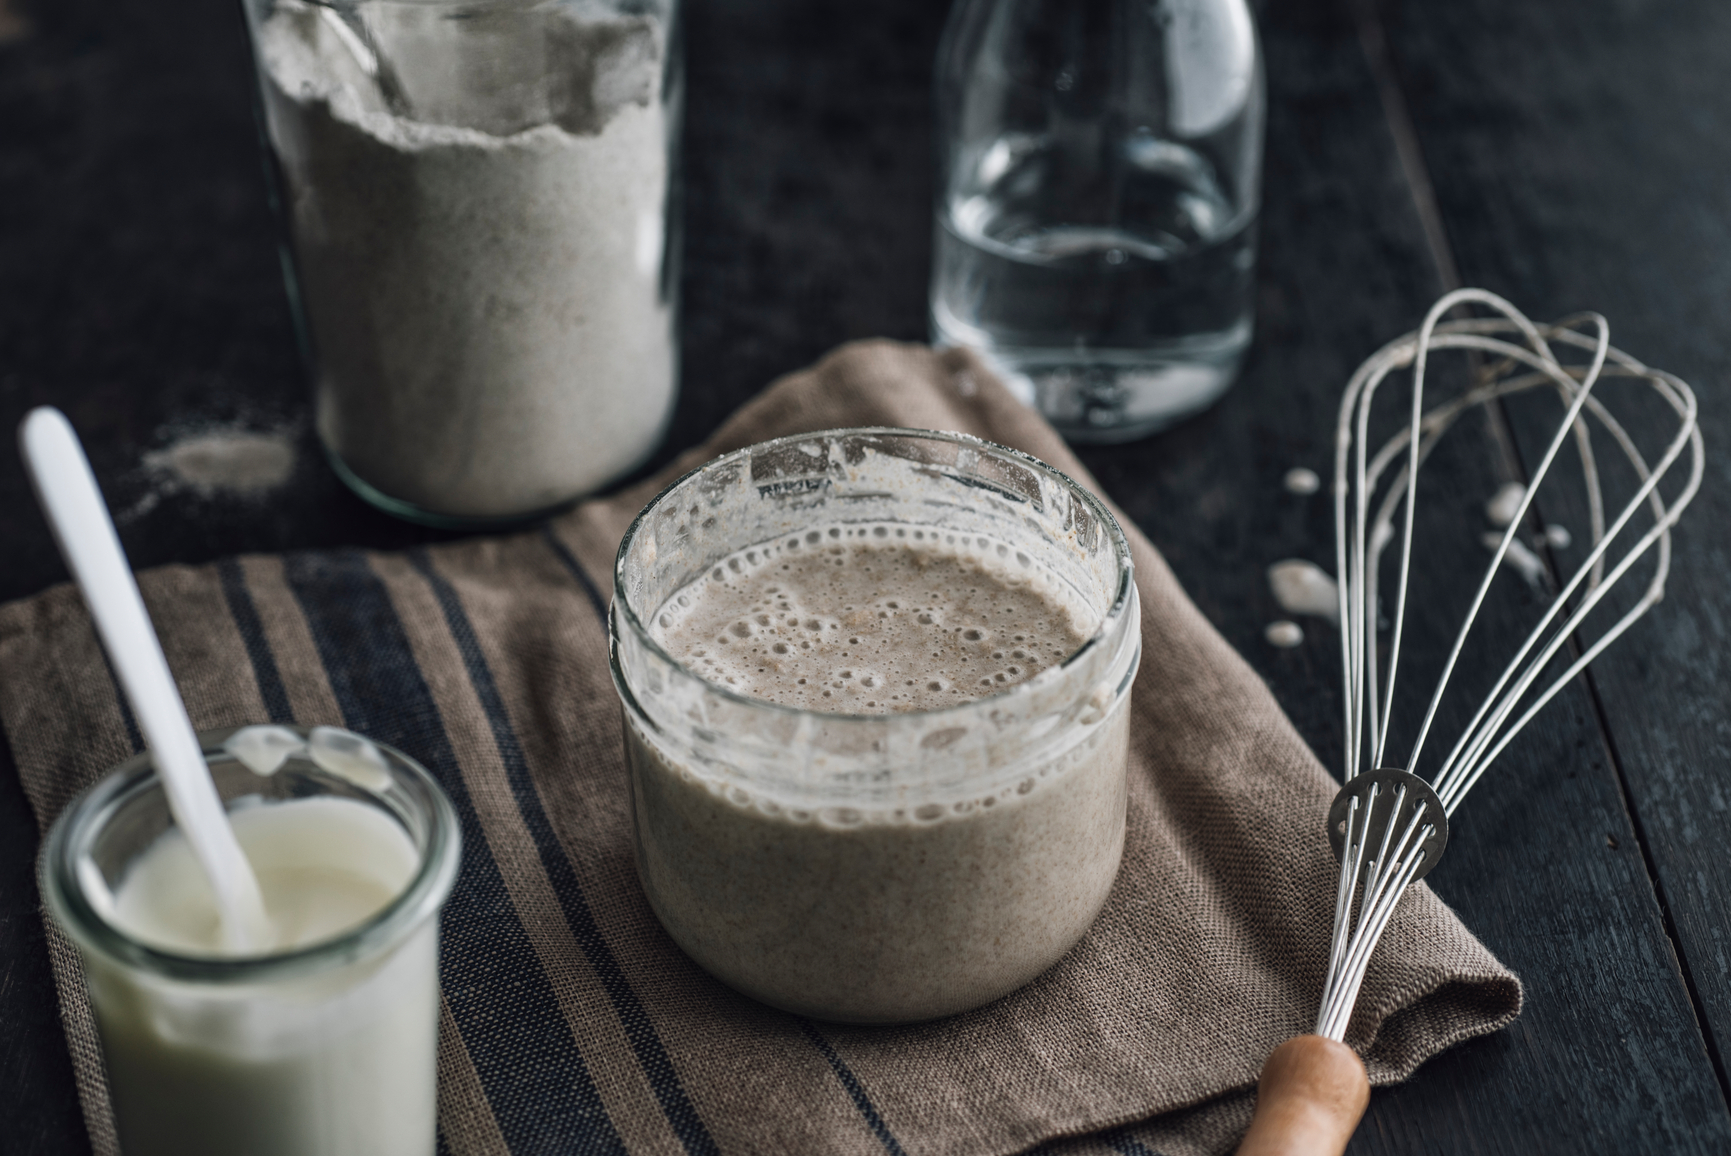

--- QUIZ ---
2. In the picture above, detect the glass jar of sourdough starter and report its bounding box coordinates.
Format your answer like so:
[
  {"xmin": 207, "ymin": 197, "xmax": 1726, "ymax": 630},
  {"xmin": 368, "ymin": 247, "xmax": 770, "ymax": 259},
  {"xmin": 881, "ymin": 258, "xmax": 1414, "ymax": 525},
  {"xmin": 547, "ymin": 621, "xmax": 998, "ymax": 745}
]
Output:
[
  {"xmin": 610, "ymin": 428, "xmax": 1140, "ymax": 1024},
  {"xmin": 41, "ymin": 727, "xmax": 460, "ymax": 1156},
  {"xmin": 241, "ymin": 0, "xmax": 683, "ymax": 526}
]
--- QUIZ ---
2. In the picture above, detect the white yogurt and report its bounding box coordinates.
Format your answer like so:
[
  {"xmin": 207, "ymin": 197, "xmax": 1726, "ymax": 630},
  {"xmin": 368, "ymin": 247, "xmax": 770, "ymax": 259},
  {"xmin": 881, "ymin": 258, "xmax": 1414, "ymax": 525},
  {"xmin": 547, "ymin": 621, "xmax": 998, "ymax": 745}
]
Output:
[{"xmin": 86, "ymin": 796, "xmax": 438, "ymax": 1156}]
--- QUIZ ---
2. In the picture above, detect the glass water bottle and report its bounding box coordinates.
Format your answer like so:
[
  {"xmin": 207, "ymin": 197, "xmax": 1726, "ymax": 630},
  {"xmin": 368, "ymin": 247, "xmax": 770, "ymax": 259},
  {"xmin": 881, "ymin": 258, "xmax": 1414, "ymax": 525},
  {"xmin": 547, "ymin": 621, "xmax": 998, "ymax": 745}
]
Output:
[{"xmin": 931, "ymin": 0, "xmax": 1264, "ymax": 442}]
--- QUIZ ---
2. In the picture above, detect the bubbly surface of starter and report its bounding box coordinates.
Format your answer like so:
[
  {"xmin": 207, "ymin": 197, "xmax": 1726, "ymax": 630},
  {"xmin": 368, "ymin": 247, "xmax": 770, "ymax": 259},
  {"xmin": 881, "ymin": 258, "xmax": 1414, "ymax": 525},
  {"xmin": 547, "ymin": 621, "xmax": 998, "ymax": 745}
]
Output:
[
  {"xmin": 111, "ymin": 796, "xmax": 419, "ymax": 956},
  {"xmin": 653, "ymin": 528, "xmax": 1091, "ymax": 712}
]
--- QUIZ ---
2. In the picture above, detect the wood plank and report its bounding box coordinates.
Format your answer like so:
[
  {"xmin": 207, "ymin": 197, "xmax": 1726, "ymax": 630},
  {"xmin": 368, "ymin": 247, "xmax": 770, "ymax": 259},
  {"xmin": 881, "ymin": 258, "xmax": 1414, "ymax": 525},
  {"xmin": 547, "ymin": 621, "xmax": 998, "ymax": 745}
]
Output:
[
  {"xmin": 0, "ymin": 0, "xmax": 1724, "ymax": 1151},
  {"xmin": 1080, "ymin": 0, "xmax": 1730, "ymax": 1148},
  {"xmin": 1375, "ymin": 0, "xmax": 1731, "ymax": 1093},
  {"xmin": 673, "ymin": 0, "xmax": 949, "ymax": 455}
]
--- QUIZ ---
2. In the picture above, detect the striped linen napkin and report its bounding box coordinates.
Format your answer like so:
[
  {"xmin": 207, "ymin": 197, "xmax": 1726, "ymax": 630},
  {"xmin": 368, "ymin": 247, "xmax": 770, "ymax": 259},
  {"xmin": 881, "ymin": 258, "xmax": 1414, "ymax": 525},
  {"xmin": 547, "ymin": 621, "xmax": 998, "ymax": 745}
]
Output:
[{"xmin": 0, "ymin": 341, "xmax": 1520, "ymax": 1156}]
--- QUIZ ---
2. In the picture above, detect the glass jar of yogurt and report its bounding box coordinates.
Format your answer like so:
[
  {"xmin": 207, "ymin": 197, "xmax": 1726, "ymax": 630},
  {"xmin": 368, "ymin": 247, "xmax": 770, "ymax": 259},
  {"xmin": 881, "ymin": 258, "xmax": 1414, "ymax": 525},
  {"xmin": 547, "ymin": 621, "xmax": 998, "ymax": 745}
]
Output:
[
  {"xmin": 610, "ymin": 428, "xmax": 1140, "ymax": 1024},
  {"xmin": 41, "ymin": 726, "xmax": 461, "ymax": 1156}
]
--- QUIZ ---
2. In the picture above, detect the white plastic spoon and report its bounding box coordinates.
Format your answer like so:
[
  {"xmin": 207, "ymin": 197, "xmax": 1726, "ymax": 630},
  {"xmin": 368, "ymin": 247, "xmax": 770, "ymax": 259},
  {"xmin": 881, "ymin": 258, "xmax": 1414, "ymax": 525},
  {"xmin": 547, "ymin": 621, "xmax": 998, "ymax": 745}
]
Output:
[{"xmin": 20, "ymin": 407, "xmax": 270, "ymax": 953}]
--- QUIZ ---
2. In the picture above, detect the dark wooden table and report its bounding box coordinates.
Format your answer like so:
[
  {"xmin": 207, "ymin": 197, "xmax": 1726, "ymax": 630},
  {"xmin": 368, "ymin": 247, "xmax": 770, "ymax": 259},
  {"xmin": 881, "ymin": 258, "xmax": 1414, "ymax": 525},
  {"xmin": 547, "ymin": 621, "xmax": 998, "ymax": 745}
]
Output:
[{"xmin": 3, "ymin": 0, "xmax": 1728, "ymax": 1151}]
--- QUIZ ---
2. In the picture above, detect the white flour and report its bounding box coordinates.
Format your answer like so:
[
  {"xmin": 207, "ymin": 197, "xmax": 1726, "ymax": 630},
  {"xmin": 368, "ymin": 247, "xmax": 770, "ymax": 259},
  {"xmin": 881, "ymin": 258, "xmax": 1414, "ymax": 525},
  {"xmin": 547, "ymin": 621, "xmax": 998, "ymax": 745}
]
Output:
[
  {"xmin": 1485, "ymin": 481, "xmax": 1526, "ymax": 527},
  {"xmin": 118, "ymin": 424, "xmax": 299, "ymax": 522},
  {"xmin": 257, "ymin": 1, "xmax": 675, "ymax": 520},
  {"xmin": 144, "ymin": 429, "xmax": 297, "ymax": 496}
]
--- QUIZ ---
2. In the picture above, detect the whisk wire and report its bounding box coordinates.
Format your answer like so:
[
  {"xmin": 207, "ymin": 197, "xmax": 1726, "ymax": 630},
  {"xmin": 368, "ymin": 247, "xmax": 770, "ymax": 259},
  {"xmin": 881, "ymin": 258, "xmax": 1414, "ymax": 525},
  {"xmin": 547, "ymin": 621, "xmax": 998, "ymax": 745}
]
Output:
[
  {"xmin": 1368, "ymin": 292, "xmax": 1450, "ymax": 773},
  {"xmin": 1310, "ymin": 291, "xmax": 1699, "ymax": 1045},
  {"xmin": 1352, "ymin": 353, "xmax": 1695, "ymax": 809},
  {"xmin": 1398, "ymin": 310, "xmax": 1609, "ymax": 777},
  {"xmin": 1437, "ymin": 480, "xmax": 1691, "ymax": 809},
  {"xmin": 1318, "ymin": 787, "xmax": 1372, "ymax": 1020},
  {"xmin": 1317, "ymin": 817, "xmax": 1431, "ymax": 1040},
  {"xmin": 1440, "ymin": 444, "xmax": 1701, "ymax": 808},
  {"xmin": 1431, "ymin": 375, "xmax": 1701, "ymax": 808}
]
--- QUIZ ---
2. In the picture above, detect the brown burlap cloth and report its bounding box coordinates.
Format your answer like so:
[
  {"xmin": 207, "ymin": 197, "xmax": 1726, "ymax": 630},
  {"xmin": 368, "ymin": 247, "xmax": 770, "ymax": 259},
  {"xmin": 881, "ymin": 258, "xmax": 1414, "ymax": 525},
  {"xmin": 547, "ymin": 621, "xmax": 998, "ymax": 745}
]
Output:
[{"xmin": 0, "ymin": 342, "xmax": 1520, "ymax": 1156}]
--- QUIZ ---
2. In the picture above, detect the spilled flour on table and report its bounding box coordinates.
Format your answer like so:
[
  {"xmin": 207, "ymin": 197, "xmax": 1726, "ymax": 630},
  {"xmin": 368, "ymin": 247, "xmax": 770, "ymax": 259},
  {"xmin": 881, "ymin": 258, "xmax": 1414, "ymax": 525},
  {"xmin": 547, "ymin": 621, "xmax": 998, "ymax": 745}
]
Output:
[
  {"xmin": 146, "ymin": 429, "xmax": 297, "ymax": 495},
  {"xmin": 120, "ymin": 424, "xmax": 298, "ymax": 521}
]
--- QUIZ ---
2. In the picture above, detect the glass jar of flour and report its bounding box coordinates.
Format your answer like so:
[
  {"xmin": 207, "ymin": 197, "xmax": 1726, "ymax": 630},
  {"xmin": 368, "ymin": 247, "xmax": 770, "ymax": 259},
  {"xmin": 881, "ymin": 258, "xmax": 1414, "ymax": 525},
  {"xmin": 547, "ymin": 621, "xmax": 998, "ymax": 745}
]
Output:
[
  {"xmin": 610, "ymin": 429, "xmax": 1141, "ymax": 1023},
  {"xmin": 242, "ymin": 0, "xmax": 683, "ymax": 526}
]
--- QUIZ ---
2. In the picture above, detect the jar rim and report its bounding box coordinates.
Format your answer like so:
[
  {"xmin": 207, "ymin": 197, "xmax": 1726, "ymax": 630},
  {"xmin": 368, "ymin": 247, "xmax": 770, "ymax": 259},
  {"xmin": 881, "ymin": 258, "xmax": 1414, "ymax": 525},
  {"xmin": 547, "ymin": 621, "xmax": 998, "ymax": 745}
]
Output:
[
  {"xmin": 40, "ymin": 726, "xmax": 461, "ymax": 985},
  {"xmin": 609, "ymin": 425, "xmax": 1136, "ymax": 725}
]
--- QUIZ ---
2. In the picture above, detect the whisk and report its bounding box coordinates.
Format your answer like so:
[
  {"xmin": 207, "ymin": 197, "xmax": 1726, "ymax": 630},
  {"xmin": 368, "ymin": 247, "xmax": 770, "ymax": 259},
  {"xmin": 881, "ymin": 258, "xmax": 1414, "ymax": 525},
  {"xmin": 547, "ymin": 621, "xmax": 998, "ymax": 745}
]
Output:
[{"xmin": 1237, "ymin": 288, "xmax": 1703, "ymax": 1155}]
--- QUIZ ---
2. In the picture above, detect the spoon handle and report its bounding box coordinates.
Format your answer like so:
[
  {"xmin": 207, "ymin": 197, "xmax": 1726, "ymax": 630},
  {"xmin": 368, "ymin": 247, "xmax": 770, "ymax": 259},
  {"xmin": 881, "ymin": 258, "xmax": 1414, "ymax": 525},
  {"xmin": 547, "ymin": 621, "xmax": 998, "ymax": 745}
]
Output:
[{"xmin": 20, "ymin": 407, "xmax": 267, "ymax": 951}]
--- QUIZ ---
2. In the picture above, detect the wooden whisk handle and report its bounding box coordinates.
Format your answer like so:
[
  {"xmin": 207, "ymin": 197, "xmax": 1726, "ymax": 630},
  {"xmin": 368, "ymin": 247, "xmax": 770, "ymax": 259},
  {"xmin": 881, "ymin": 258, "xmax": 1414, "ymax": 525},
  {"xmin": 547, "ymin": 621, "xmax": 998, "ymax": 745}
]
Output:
[{"xmin": 1236, "ymin": 1035, "xmax": 1369, "ymax": 1156}]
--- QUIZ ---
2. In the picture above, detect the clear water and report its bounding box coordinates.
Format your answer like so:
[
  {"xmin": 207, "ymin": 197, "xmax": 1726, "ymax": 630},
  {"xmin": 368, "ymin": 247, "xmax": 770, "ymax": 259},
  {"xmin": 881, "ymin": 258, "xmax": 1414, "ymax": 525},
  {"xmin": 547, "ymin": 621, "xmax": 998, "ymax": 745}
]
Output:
[{"xmin": 931, "ymin": 135, "xmax": 1256, "ymax": 442}]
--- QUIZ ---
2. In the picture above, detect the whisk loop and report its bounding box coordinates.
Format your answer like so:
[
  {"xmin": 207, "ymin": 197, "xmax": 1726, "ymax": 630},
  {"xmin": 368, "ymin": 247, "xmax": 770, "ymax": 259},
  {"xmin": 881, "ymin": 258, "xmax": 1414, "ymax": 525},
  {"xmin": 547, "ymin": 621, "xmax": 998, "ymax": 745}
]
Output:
[{"xmin": 1313, "ymin": 288, "xmax": 1702, "ymax": 1042}]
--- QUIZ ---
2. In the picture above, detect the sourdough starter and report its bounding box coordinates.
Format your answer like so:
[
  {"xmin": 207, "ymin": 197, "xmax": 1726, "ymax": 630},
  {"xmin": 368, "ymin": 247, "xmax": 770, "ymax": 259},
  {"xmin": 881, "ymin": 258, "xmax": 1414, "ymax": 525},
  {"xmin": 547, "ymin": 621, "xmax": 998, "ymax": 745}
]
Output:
[
  {"xmin": 632, "ymin": 528, "xmax": 1131, "ymax": 1023},
  {"xmin": 88, "ymin": 797, "xmax": 437, "ymax": 1156}
]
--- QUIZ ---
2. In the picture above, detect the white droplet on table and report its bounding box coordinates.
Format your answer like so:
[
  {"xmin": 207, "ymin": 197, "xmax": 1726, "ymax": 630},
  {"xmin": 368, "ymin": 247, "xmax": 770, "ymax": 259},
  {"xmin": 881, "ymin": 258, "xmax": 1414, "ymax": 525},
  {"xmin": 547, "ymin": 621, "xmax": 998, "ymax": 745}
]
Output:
[
  {"xmin": 224, "ymin": 725, "xmax": 309, "ymax": 777},
  {"xmin": 1486, "ymin": 481, "xmax": 1527, "ymax": 527},
  {"xmin": 309, "ymin": 727, "xmax": 394, "ymax": 792},
  {"xmin": 1283, "ymin": 467, "xmax": 1321, "ymax": 495},
  {"xmin": 1544, "ymin": 524, "xmax": 1572, "ymax": 549},
  {"xmin": 1482, "ymin": 532, "xmax": 1548, "ymax": 588},
  {"xmin": 1265, "ymin": 620, "xmax": 1304, "ymax": 648},
  {"xmin": 1268, "ymin": 559, "xmax": 1340, "ymax": 623}
]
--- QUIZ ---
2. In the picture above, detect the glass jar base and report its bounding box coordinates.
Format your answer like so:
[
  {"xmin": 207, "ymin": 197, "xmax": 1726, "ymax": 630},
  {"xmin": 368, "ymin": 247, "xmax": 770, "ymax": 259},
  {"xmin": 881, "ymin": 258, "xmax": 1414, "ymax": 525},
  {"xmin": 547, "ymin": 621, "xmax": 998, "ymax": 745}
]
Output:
[
  {"xmin": 322, "ymin": 444, "xmax": 581, "ymax": 532},
  {"xmin": 1024, "ymin": 354, "xmax": 1241, "ymax": 444},
  {"xmin": 941, "ymin": 325, "xmax": 1251, "ymax": 445}
]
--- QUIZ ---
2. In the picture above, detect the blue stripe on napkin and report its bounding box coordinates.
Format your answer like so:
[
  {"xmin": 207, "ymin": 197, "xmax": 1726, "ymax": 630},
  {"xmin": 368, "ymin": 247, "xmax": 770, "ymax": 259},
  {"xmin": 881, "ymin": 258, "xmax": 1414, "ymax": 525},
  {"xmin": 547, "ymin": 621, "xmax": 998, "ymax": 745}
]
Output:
[
  {"xmin": 541, "ymin": 527, "xmax": 610, "ymax": 622},
  {"xmin": 409, "ymin": 548, "xmax": 720, "ymax": 1156},
  {"xmin": 97, "ymin": 650, "xmax": 144, "ymax": 755},
  {"xmin": 282, "ymin": 549, "xmax": 627, "ymax": 1156},
  {"xmin": 799, "ymin": 1020, "xmax": 907, "ymax": 1156},
  {"xmin": 216, "ymin": 558, "xmax": 293, "ymax": 725},
  {"xmin": 540, "ymin": 532, "xmax": 910, "ymax": 1156}
]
